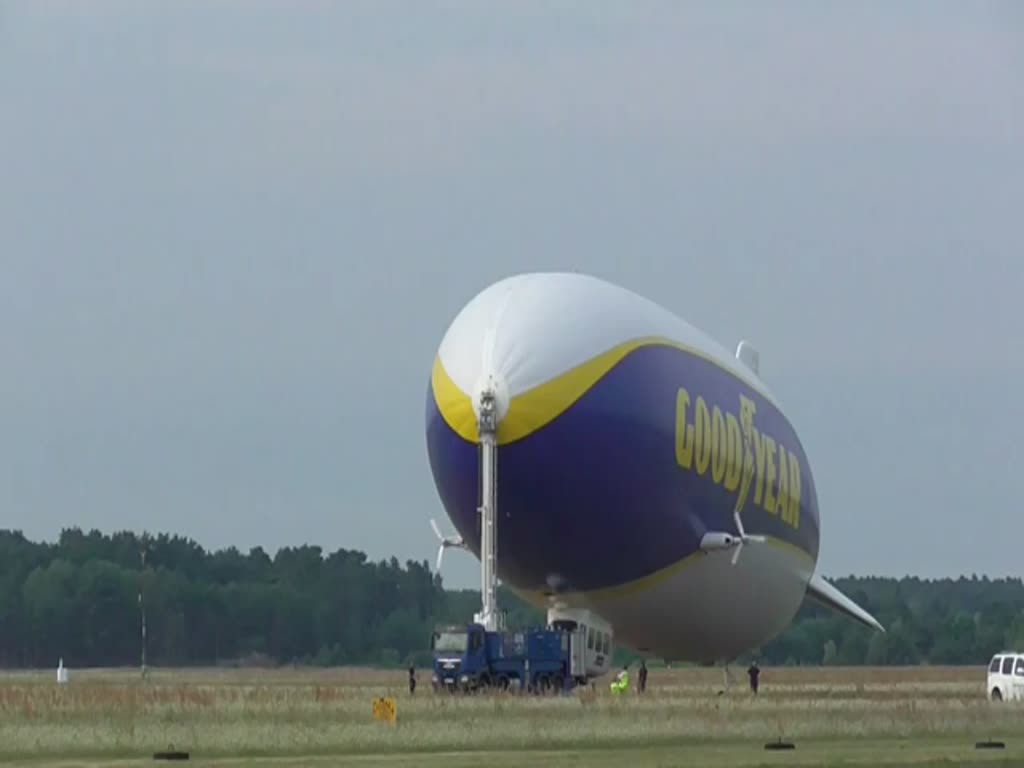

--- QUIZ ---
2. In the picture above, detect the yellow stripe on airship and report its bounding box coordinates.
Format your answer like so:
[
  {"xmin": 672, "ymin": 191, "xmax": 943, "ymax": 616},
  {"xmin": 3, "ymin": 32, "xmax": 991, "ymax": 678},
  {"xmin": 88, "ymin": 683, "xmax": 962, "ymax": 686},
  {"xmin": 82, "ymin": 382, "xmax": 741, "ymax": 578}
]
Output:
[{"xmin": 431, "ymin": 335, "xmax": 774, "ymax": 446}]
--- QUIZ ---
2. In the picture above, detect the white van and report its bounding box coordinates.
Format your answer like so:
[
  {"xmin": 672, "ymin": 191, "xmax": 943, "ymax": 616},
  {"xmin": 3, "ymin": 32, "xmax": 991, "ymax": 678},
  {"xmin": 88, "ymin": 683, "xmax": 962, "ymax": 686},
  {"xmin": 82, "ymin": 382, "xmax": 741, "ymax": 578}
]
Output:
[{"xmin": 987, "ymin": 652, "xmax": 1024, "ymax": 701}]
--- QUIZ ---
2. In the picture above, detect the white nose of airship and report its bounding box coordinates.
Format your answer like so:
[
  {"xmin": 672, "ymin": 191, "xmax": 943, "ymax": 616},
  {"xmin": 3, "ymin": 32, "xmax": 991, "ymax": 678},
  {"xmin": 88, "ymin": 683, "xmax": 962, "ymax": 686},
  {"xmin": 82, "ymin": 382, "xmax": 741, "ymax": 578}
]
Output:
[
  {"xmin": 432, "ymin": 271, "xmax": 673, "ymax": 443},
  {"xmin": 433, "ymin": 277, "xmax": 528, "ymax": 434}
]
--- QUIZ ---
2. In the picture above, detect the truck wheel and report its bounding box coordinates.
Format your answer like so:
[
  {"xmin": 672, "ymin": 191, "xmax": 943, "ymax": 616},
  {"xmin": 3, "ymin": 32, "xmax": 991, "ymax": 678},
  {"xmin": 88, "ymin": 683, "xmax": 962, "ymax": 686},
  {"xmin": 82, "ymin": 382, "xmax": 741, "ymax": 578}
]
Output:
[
  {"xmin": 478, "ymin": 673, "xmax": 492, "ymax": 692},
  {"xmin": 991, "ymin": 688, "xmax": 1003, "ymax": 702},
  {"xmin": 496, "ymin": 675, "xmax": 510, "ymax": 691},
  {"xmin": 552, "ymin": 675, "xmax": 564, "ymax": 693}
]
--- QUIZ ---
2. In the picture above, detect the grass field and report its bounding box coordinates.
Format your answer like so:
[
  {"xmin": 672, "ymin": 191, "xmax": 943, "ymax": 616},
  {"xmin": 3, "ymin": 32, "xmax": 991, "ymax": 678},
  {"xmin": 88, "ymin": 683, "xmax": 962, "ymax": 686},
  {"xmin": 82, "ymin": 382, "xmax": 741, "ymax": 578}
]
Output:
[{"xmin": 0, "ymin": 665, "xmax": 1020, "ymax": 767}]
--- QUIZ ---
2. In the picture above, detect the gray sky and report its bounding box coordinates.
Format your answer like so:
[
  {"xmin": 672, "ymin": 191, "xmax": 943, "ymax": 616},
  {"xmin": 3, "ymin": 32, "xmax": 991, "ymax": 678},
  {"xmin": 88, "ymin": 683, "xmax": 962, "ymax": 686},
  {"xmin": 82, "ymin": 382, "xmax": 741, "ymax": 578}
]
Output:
[{"xmin": 1, "ymin": 1, "xmax": 1021, "ymax": 589}]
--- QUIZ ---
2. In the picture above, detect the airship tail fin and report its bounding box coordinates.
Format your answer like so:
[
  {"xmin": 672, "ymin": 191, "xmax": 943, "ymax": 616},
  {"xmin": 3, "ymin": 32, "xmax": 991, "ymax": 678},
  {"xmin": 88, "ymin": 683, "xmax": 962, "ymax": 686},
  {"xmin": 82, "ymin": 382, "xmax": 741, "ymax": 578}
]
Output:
[
  {"xmin": 805, "ymin": 573, "xmax": 885, "ymax": 633},
  {"xmin": 735, "ymin": 340, "xmax": 760, "ymax": 376}
]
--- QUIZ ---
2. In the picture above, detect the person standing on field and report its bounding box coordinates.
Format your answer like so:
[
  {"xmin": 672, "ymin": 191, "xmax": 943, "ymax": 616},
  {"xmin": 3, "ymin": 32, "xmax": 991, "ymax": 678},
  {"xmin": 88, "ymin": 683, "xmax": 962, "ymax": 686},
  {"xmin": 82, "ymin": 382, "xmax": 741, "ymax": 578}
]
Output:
[
  {"xmin": 638, "ymin": 659, "xmax": 648, "ymax": 693},
  {"xmin": 747, "ymin": 660, "xmax": 760, "ymax": 696},
  {"xmin": 408, "ymin": 664, "xmax": 416, "ymax": 695}
]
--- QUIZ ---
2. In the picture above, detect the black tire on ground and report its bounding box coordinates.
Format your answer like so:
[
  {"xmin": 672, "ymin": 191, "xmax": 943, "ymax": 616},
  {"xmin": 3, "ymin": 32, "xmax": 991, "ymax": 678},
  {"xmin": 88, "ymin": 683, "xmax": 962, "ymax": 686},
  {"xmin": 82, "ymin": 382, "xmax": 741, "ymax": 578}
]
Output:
[
  {"xmin": 976, "ymin": 740, "xmax": 1006, "ymax": 749},
  {"xmin": 153, "ymin": 751, "xmax": 190, "ymax": 761}
]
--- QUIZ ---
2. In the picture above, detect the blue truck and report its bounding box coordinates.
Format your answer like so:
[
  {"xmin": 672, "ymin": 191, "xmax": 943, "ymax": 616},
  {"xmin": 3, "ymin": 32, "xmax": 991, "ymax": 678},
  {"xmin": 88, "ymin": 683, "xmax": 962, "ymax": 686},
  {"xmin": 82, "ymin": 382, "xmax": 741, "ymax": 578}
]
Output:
[{"xmin": 430, "ymin": 618, "xmax": 609, "ymax": 694}]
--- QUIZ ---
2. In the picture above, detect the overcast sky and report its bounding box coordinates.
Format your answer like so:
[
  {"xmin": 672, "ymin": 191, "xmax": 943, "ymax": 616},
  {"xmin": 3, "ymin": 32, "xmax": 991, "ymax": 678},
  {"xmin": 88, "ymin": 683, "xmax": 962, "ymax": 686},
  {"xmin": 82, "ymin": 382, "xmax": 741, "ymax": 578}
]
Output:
[{"xmin": 1, "ymin": 1, "xmax": 1021, "ymax": 588}]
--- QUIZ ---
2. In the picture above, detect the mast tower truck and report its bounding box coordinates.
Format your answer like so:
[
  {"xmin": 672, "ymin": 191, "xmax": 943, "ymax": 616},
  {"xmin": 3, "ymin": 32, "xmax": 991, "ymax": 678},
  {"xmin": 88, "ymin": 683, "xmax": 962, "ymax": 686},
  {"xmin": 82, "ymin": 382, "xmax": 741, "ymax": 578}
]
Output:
[{"xmin": 428, "ymin": 380, "xmax": 614, "ymax": 693}]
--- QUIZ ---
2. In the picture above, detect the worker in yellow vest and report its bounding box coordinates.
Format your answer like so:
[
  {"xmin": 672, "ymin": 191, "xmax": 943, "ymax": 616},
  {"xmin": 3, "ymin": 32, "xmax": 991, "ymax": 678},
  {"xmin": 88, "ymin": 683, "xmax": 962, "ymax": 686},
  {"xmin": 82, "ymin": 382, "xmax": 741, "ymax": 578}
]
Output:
[{"xmin": 609, "ymin": 666, "xmax": 629, "ymax": 695}]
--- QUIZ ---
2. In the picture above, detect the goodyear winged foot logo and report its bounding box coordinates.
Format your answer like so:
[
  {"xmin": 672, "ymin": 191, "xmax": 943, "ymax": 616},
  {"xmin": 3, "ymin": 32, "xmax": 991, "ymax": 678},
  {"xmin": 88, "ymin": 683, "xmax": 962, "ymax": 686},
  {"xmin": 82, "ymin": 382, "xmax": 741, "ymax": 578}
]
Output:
[
  {"xmin": 675, "ymin": 390, "xmax": 801, "ymax": 530},
  {"xmin": 735, "ymin": 394, "xmax": 758, "ymax": 519}
]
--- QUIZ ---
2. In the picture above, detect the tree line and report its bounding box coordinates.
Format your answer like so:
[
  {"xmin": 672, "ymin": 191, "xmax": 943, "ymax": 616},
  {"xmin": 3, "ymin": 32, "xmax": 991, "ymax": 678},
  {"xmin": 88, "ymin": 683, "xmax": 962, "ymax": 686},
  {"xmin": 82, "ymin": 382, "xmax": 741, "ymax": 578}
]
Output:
[{"xmin": 0, "ymin": 528, "xmax": 1019, "ymax": 669}]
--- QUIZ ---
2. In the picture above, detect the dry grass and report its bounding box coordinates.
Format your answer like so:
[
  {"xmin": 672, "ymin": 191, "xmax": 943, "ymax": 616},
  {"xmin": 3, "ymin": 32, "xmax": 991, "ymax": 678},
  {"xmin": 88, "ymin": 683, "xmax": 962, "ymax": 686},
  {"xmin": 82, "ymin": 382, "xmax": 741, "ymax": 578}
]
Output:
[{"xmin": 0, "ymin": 665, "xmax": 1015, "ymax": 762}]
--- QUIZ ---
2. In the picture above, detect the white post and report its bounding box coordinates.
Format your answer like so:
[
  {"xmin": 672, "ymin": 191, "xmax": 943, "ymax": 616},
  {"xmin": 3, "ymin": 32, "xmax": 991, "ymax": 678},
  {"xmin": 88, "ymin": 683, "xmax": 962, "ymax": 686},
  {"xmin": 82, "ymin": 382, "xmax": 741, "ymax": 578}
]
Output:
[{"xmin": 140, "ymin": 546, "xmax": 148, "ymax": 678}]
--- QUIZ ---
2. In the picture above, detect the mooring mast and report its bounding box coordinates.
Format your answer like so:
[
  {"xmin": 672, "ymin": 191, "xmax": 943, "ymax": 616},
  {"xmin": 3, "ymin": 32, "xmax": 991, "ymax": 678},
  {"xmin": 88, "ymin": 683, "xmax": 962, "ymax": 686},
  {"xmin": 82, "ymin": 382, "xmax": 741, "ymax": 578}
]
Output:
[{"xmin": 473, "ymin": 382, "xmax": 502, "ymax": 631}]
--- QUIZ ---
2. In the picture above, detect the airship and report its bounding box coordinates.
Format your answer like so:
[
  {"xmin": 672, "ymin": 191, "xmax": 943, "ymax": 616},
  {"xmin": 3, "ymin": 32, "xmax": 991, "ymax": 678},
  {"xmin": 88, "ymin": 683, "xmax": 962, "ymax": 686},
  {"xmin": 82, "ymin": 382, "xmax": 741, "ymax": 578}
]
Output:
[{"xmin": 425, "ymin": 271, "xmax": 882, "ymax": 667}]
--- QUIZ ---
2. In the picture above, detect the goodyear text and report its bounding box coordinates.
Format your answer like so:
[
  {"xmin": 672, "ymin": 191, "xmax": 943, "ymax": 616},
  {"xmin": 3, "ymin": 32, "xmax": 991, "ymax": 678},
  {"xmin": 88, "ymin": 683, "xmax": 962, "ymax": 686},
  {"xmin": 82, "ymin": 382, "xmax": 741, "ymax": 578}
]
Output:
[{"xmin": 674, "ymin": 388, "xmax": 801, "ymax": 529}]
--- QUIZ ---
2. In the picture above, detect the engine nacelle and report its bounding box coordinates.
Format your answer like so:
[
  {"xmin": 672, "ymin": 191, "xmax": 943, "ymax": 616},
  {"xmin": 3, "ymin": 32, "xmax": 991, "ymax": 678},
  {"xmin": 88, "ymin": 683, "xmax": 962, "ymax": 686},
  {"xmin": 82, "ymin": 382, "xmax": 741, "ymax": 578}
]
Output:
[{"xmin": 700, "ymin": 531, "xmax": 740, "ymax": 551}]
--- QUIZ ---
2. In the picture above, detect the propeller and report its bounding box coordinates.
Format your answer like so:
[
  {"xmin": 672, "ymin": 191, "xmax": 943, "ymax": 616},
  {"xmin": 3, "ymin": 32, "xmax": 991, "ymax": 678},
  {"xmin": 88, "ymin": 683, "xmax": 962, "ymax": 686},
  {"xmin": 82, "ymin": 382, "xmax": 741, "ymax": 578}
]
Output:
[
  {"xmin": 729, "ymin": 509, "xmax": 766, "ymax": 566},
  {"xmin": 430, "ymin": 518, "xmax": 466, "ymax": 573}
]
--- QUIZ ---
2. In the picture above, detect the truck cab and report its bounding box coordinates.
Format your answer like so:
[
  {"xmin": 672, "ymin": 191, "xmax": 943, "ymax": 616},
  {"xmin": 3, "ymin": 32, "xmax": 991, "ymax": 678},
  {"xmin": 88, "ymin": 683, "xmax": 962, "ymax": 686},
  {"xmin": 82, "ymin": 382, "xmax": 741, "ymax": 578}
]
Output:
[
  {"xmin": 430, "ymin": 624, "xmax": 480, "ymax": 691},
  {"xmin": 433, "ymin": 622, "xmax": 526, "ymax": 692},
  {"xmin": 987, "ymin": 651, "xmax": 1024, "ymax": 701}
]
